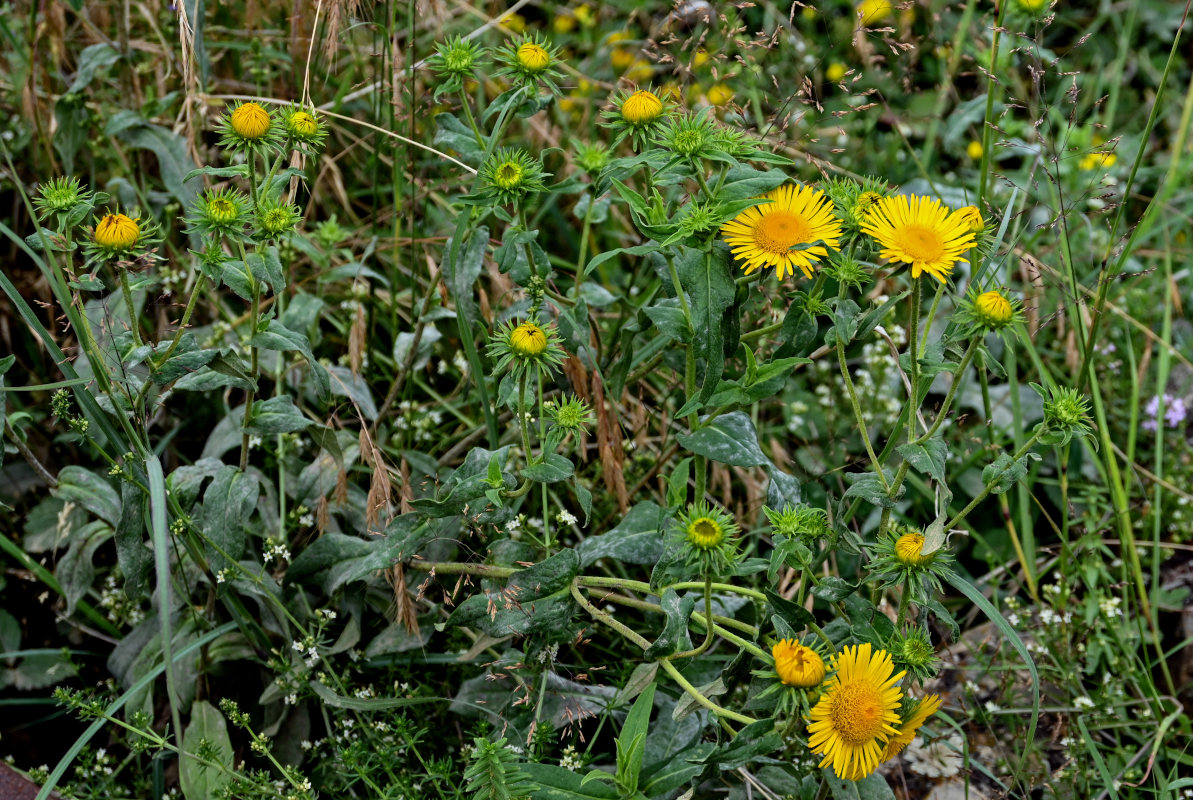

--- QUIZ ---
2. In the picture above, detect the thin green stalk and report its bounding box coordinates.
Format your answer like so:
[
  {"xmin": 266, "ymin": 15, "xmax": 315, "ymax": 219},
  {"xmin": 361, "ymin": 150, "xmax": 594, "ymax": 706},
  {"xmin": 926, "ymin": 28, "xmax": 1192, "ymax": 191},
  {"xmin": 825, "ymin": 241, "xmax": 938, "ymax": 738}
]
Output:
[
  {"xmin": 945, "ymin": 429, "xmax": 1043, "ymax": 531},
  {"xmin": 669, "ymin": 576, "xmax": 714, "ymax": 660},
  {"xmin": 658, "ymin": 659, "xmax": 755, "ymax": 727},
  {"xmin": 118, "ymin": 271, "xmax": 143, "ymax": 347},
  {"xmin": 906, "ymin": 280, "xmax": 921, "ymax": 442}
]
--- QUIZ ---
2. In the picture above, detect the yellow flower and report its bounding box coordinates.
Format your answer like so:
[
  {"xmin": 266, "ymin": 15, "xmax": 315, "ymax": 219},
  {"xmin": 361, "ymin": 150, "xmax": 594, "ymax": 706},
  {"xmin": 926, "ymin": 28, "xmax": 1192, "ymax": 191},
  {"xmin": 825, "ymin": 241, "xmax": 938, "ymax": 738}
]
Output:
[
  {"xmin": 975, "ymin": 290, "xmax": 1014, "ymax": 328},
  {"xmin": 826, "ymin": 62, "xmax": 847, "ymax": 83},
  {"xmin": 94, "ymin": 213, "xmax": 140, "ymax": 249},
  {"xmin": 500, "ymin": 12, "xmax": 526, "ymax": 33},
  {"xmin": 773, "ymin": 639, "xmax": 826, "ymax": 688},
  {"xmin": 967, "ymin": 140, "xmax": 984, "ymax": 160},
  {"xmin": 801, "ymin": 5, "xmax": 816, "ymax": 18},
  {"xmin": 882, "ymin": 694, "xmax": 941, "ymax": 761},
  {"xmin": 509, "ymin": 321, "xmax": 548, "ymax": 357},
  {"xmin": 857, "ymin": 0, "xmax": 894, "ymax": 25},
  {"xmin": 574, "ymin": 4, "xmax": 594, "ymax": 26},
  {"xmin": 553, "ymin": 14, "xmax": 575, "ymax": 33},
  {"xmin": 692, "ymin": 48, "xmax": 710, "ymax": 68},
  {"xmin": 807, "ymin": 643, "xmax": 905, "ymax": 781},
  {"xmin": 1015, "ymin": 0, "xmax": 1048, "ymax": 11},
  {"xmin": 516, "ymin": 42, "xmax": 550, "ymax": 72},
  {"xmin": 707, "ymin": 83, "xmax": 734, "ymax": 106},
  {"xmin": 686, "ymin": 515, "xmax": 725, "ymax": 550},
  {"xmin": 860, "ymin": 194, "xmax": 977, "ymax": 283},
  {"xmin": 1080, "ymin": 151, "xmax": 1117, "ymax": 171},
  {"xmin": 621, "ymin": 90, "xmax": 663, "ymax": 125},
  {"xmin": 894, "ymin": 532, "xmax": 932, "ymax": 566},
  {"xmin": 721, "ymin": 184, "xmax": 843, "ymax": 280},
  {"xmin": 287, "ymin": 111, "xmax": 318, "ymax": 137},
  {"xmin": 230, "ymin": 102, "xmax": 272, "ymax": 139},
  {"xmin": 957, "ymin": 205, "xmax": 984, "ymax": 233}
]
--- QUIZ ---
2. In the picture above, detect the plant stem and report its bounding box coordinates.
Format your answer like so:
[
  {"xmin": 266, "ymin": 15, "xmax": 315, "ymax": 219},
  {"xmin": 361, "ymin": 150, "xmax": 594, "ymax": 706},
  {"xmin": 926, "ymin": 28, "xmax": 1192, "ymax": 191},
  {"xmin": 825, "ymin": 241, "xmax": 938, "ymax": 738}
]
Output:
[
  {"xmin": 669, "ymin": 575, "xmax": 714, "ymax": 660},
  {"xmin": 119, "ymin": 271, "xmax": 143, "ymax": 347},
  {"xmin": 945, "ymin": 429, "xmax": 1043, "ymax": 531}
]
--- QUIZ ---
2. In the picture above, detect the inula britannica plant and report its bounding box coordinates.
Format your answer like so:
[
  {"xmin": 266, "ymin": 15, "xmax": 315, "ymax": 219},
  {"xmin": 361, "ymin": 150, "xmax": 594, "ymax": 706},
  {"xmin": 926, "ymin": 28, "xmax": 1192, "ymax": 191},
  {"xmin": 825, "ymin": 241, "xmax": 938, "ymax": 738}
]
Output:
[{"xmin": 1, "ymin": 1, "xmax": 1190, "ymax": 799}]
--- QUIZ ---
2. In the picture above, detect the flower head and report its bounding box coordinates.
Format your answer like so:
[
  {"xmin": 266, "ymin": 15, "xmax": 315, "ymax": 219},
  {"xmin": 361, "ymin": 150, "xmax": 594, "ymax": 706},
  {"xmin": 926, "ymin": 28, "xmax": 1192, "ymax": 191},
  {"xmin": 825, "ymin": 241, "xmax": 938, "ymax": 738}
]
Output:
[
  {"xmin": 721, "ymin": 184, "xmax": 843, "ymax": 280},
  {"xmin": 882, "ymin": 694, "xmax": 941, "ymax": 761},
  {"xmin": 232, "ymin": 102, "xmax": 271, "ymax": 139},
  {"xmin": 621, "ymin": 90, "xmax": 663, "ymax": 125},
  {"xmin": 186, "ymin": 188, "xmax": 251, "ymax": 240},
  {"xmin": 860, "ymin": 194, "xmax": 977, "ymax": 283},
  {"xmin": 654, "ymin": 110, "xmax": 720, "ymax": 160},
  {"xmin": 857, "ymin": 0, "xmax": 894, "ymax": 25},
  {"xmin": 479, "ymin": 148, "xmax": 547, "ymax": 206},
  {"xmin": 1036, "ymin": 385, "xmax": 1093, "ymax": 445},
  {"xmin": 826, "ymin": 62, "xmax": 847, "ymax": 83},
  {"xmin": 956, "ymin": 206, "xmax": 984, "ymax": 233},
  {"xmin": 35, "ymin": 176, "xmax": 93, "ymax": 221},
  {"xmin": 517, "ymin": 42, "xmax": 550, "ymax": 71},
  {"xmin": 94, "ymin": 213, "xmax": 140, "ymax": 250},
  {"xmin": 889, "ymin": 626, "xmax": 940, "ymax": 684},
  {"xmin": 255, "ymin": 197, "xmax": 301, "ymax": 238},
  {"xmin": 218, "ymin": 101, "xmax": 283, "ymax": 154},
  {"xmin": 870, "ymin": 523, "xmax": 954, "ymax": 598},
  {"xmin": 675, "ymin": 502, "xmax": 739, "ymax": 576},
  {"xmin": 763, "ymin": 504, "xmax": 828, "ymax": 540},
  {"xmin": 547, "ymin": 396, "xmax": 595, "ymax": 434},
  {"xmin": 281, "ymin": 105, "xmax": 328, "ymax": 152},
  {"xmin": 487, "ymin": 317, "xmax": 565, "ymax": 380},
  {"xmin": 807, "ymin": 643, "xmax": 905, "ymax": 781},
  {"xmin": 966, "ymin": 140, "xmax": 984, "ymax": 160},
  {"xmin": 894, "ymin": 531, "xmax": 932, "ymax": 567},
  {"xmin": 497, "ymin": 35, "xmax": 563, "ymax": 89},
  {"xmin": 772, "ymin": 639, "xmax": 827, "ymax": 688},
  {"xmin": 574, "ymin": 141, "xmax": 610, "ymax": 175}
]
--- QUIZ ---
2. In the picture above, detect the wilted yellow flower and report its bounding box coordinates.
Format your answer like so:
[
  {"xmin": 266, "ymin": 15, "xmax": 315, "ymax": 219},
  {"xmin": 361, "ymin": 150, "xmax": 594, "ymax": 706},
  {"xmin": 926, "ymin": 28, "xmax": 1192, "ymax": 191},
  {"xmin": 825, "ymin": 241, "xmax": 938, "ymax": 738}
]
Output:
[
  {"xmin": 94, "ymin": 213, "xmax": 140, "ymax": 249},
  {"xmin": 882, "ymin": 695, "xmax": 942, "ymax": 761},
  {"xmin": 516, "ymin": 42, "xmax": 550, "ymax": 72},
  {"xmin": 773, "ymin": 640, "xmax": 827, "ymax": 688},
  {"xmin": 510, "ymin": 321, "xmax": 548, "ymax": 356},
  {"xmin": 707, "ymin": 83, "xmax": 734, "ymax": 106},
  {"xmin": 621, "ymin": 90, "xmax": 663, "ymax": 125},
  {"xmin": 230, "ymin": 102, "xmax": 272, "ymax": 139}
]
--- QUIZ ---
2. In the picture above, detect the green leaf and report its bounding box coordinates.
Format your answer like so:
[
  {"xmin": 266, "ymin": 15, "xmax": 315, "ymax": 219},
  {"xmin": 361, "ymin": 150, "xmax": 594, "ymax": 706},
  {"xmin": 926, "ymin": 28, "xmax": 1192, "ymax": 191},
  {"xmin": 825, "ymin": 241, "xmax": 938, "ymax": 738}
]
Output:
[
  {"xmin": 825, "ymin": 770, "xmax": 896, "ymax": 800},
  {"xmin": 676, "ymin": 411, "xmax": 768, "ymax": 467},
  {"xmin": 842, "ymin": 472, "xmax": 897, "ymax": 508},
  {"xmin": 217, "ymin": 259, "xmax": 253, "ymax": 301},
  {"xmin": 245, "ymin": 246, "xmax": 285, "ymax": 294},
  {"xmin": 521, "ymin": 453, "xmax": 575, "ymax": 483},
  {"xmin": 523, "ymin": 763, "xmax": 620, "ymax": 800},
  {"xmin": 982, "ymin": 451, "xmax": 1034, "ymax": 495},
  {"xmin": 151, "ymin": 334, "xmax": 219, "ymax": 385},
  {"xmin": 616, "ymin": 683, "xmax": 656, "ymax": 794},
  {"xmin": 644, "ymin": 590, "xmax": 694, "ymax": 659},
  {"xmin": 812, "ymin": 577, "xmax": 855, "ymax": 603},
  {"xmin": 896, "ymin": 437, "xmax": 948, "ymax": 483},
  {"xmin": 675, "ymin": 246, "xmax": 735, "ymax": 404},
  {"xmin": 57, "ymin": 521, "xmax": 111, "ymax": 616},
  {"xmin": 717, "ymin": 165, "xmax": 789, "ymax": 201},
  {"xmin": 198, "ymin": 467, "xmax": 258, "ymax": 571},
  {"xmin": 245, "ymin": 396, "xmax": 311, "ymax": 434},
  {"xmin": 115, "ymin": 480, "xmax": 151, "ymax": 599},
  {"xmin": 446, "ymin": 550, "xmax": 580, "ymax": 637},
  {"xmin": 105, "ymin": 110, "xmax": 200, "ymax": 207},
  {"xmin": 0, "ymin": 354, "xmax": 14, "ymax": 468},
  {"xmin": 695, "ymin": 717, "xmax": 781, "ymax": 770},
  {"xmin": 577, "ymin": 501, "xmax": 667, "ymax": 567},
  {"xmin": 180, "ymin": 701, "xmax": 233, "ymax": 800},
  {"xmin": 642, "ymin": 303, "xmax": 690, "ymax": 344},
  {"xmin": 446, "ymin": 226, "xmax": 489, "ymax": 329},
  {"xmin": 54, "ymin": 466, "xmax": 121, "ymax": 526},
  {"xmin": 766, "ymin": 588, "xmax": 815, "ymax": 630},
  {"xmin": 68, "ymin": 43, "xmax": 122, "ymax": 92},
  {"xmin": 249, "ymin": 319, "xmax": 330, "ymax": 401}
]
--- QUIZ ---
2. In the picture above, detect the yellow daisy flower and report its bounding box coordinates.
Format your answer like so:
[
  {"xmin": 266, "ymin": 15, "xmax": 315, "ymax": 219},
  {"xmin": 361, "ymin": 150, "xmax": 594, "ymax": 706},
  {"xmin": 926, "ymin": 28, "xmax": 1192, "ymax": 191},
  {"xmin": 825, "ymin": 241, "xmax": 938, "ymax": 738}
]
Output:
[
  {"xmin": 772, "ymin": 639, "xmax": 826, "ymax": 688},
  {"xmin": 807, "ymin": 643, "xmax": 905, "ymax": 781},
  {"xmin": 230, "ymin": 102, "xmax": 272, "ymax": 139},
  {"xmin": 94, "ymin": 213, "xmax": 140, "ymax": 250},
  {"xmin": 720, "ymin": 185, "xmax": 843, "ymax": 280},
  {"xmin": 509, "ymin": 321, "xmax": 548, "ymax": 356},
  {"xmin": 860, "ymin": 194, "xmax": 977, "ymax": 283},
  {"xmin": 621, "ymin": 90, "xmax": 663, "ymax": 125},
  {"xmin": 894, "ymin": 531, "xmax": 933, "ymax": 566},
  {"xmin": 882, "ymin": 694, "xmax": 941, "ymax": 761}
]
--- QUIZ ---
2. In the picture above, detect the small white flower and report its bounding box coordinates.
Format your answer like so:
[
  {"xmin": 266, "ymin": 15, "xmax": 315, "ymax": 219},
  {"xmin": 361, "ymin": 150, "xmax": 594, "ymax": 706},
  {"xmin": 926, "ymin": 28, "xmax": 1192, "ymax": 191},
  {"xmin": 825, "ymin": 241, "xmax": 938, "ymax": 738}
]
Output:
[
  {"xmin": 1074, "ymin": 695, "xmax": 1095, "ymax": 710},
  {"xmin": 984, "ymin": 701, "xmax": 1001, "ymax": 713},
  {"xmin": 557, "ymin": 509, "xmax": 578, "ymax": 526}
]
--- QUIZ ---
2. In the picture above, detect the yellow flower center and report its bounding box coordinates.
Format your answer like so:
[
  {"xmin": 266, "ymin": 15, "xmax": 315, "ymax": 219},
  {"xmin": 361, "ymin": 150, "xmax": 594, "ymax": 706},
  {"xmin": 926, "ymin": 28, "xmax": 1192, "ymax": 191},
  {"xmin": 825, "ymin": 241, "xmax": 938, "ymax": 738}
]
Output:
[
  {"xmin": 754, "ymin": 211, "xmax": 813, "ymax": 257},
  {"xmin": 773, "ymin": 640, "xmax": 826, "ymax": 688},
  {"xmin": 621, "ymin": 90, "xmax": 663, "ymax": 125},
  {"xmin": 494, "ymin": 161, "xmax": 525, "ymax": 191},
  {"xmin": 510, "ymin": 322, "xmax": 547, "ymax": 357},
  {"xmin": 976, "ymin": 291, "xmax": 1013, "ymax": 327},
  {"xmin": 516, "ymin": 42, "xmax": 550, "ymax": 72},
  {"xmin": 894, "ymin": 532, "xmax": 932, "ymax": 566},
  {"xmin": 207, "ymin": 197, "xmax": 238, "ymax": 223},
  {"xmin": 829, "ymin": 680, "xmax": 888, "ymax": 745},
  {"xmin": 94, "ymin": 213, "xmax": 140, "ymax": 249},
  {"xmin": 687, "ymin": 517, "xmax": 723, "ymax": 550},
  {"xmin": 288, "ymin": 111, "xmax": 318, "ymax": 137},
  {"xmin": 230, "ymin": 102, "xmax": 272, "ymax": 139},
  {"xmin": 891, "ymin": 224, "xmax": 945, "ymax": 265}
]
